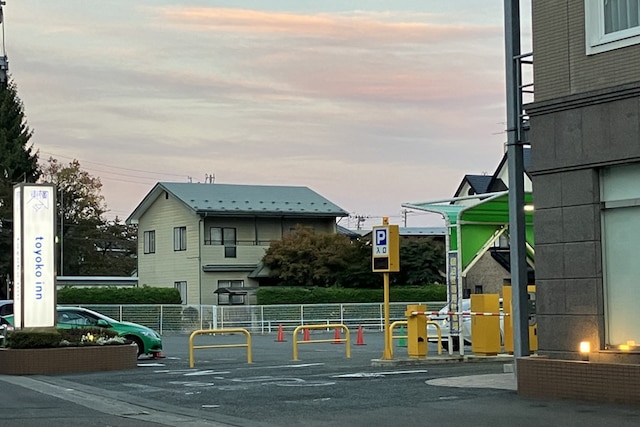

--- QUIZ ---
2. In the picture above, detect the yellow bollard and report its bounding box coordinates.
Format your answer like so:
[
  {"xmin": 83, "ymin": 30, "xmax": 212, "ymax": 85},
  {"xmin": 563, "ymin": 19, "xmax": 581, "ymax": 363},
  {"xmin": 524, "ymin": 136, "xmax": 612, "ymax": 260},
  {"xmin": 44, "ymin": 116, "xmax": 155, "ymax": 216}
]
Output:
[{"xmin": 404, "ymin": 304, "xmax": 427, "ymax": 359}]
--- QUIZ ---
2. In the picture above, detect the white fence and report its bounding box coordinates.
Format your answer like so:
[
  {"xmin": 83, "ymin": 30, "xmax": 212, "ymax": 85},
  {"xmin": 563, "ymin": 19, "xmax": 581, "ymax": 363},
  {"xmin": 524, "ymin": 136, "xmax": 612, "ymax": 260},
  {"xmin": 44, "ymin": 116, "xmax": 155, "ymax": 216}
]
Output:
[{"xmin": 79, "ymin": 302, "xmax": 447, "ymax": 335}]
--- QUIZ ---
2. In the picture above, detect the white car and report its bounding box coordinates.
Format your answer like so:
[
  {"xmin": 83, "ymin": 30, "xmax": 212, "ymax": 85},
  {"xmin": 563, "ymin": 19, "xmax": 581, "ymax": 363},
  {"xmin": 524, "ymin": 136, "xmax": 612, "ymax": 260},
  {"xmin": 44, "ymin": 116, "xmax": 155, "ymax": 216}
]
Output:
[{"xmin": 427, "ymin": 298, "xmax": 504, "ymax": 350}]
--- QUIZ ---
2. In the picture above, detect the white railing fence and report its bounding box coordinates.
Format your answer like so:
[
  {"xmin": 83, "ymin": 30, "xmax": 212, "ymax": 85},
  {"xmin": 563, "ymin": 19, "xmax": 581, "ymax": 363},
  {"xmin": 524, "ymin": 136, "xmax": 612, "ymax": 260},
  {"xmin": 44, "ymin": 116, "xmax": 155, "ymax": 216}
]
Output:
[{"xmin": 79, "ymin": 302, "xmax": 447, "ymax": 335}]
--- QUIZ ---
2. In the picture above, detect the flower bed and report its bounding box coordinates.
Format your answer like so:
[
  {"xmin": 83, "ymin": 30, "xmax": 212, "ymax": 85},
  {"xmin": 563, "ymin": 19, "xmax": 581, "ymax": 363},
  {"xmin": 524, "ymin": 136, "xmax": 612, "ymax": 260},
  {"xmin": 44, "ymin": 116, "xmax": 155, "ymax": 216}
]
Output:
[{"xmin": 0, "ymin": 343, "xmax": 138, "ymax": 375}]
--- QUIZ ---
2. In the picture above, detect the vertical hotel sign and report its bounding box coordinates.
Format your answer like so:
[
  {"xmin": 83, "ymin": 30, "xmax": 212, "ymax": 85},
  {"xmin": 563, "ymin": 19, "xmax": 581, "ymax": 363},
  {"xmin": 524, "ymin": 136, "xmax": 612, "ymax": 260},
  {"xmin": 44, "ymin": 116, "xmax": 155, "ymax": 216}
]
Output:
[{"xmin": 13, "ymin": 184, "xmax": 56, "ymax": 328}]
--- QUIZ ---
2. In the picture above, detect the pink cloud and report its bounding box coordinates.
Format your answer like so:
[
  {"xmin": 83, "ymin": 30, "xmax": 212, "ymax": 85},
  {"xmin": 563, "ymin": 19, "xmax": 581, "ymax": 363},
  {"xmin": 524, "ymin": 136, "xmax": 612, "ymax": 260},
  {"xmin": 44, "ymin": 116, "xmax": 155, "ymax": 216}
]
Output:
[{"xmin": 157, "ymin": 7, "xmax": 500, "ymax": 44}]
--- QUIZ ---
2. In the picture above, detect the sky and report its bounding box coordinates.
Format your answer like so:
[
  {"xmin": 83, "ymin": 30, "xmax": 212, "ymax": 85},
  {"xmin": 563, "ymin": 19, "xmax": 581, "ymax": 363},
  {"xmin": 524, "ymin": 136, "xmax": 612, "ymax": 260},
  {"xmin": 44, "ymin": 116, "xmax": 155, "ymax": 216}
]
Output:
[{"xmin": 4, "ymin": 0, "xmax": 531, "ymax": 230}]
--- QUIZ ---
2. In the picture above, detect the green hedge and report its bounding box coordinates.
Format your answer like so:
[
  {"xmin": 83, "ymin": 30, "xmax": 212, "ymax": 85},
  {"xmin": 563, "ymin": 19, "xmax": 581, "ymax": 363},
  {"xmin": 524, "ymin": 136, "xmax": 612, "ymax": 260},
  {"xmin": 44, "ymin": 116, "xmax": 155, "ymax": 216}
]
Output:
[
  {"xmin": 256, "ymin": 285, "xmax": 446, "ymax": 305},
  {"xmin": 57, "ymin": 286, "xmax": 182, "ymax": 305}
]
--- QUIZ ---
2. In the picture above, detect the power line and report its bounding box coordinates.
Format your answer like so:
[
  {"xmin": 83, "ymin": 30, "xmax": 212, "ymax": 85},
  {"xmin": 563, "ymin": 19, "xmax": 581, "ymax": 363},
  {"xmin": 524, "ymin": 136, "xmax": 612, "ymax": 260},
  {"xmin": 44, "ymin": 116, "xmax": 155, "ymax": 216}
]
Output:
[{"xmin": 40, "ymin": 151, "xmax": 189, "ymax": 178}]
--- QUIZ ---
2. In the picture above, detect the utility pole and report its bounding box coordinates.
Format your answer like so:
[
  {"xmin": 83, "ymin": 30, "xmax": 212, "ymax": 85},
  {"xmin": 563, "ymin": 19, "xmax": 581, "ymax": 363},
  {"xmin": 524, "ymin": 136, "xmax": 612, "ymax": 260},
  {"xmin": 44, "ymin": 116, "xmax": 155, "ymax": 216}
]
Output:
[
  {"xmin": 0, "ymin": 1, "xmax": 8, "ymax": 86},
  {"xmin": 504, "ymin": 0, "xmax": 530, "ymax": 359}
]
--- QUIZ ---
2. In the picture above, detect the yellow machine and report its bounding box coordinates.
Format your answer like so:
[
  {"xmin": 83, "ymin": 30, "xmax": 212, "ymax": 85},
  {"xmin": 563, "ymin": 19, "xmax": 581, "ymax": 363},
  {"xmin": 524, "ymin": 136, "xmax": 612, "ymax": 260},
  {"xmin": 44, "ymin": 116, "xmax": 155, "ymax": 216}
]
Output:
[
  {"xmin": 470, "ymin": 294, "xmax": 501, "ymax": 355},
  {"xmin": 503, "ymin": 285, "xmax": 537, "ymax": 353},
  {"xmin": 404, "ymin": 304, "xmax": 427, "ymax": 358}
]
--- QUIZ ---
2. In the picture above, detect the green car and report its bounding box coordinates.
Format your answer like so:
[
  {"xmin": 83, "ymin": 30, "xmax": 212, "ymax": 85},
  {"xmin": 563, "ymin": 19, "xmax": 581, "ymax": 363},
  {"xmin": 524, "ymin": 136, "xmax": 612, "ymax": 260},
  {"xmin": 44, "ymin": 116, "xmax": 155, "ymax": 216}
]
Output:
[{"xmin": 3, "ymin": 306, "xmax": 163, "ymax": 357}]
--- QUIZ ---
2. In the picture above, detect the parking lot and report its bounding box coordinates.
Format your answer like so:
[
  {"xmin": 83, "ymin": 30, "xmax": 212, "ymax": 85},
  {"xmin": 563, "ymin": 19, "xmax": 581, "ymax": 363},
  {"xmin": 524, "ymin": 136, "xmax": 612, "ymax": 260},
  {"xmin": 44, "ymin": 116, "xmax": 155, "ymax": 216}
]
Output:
[{"xmin": 3, "ymin": 330, "xmax": 640, "ymax": 427}]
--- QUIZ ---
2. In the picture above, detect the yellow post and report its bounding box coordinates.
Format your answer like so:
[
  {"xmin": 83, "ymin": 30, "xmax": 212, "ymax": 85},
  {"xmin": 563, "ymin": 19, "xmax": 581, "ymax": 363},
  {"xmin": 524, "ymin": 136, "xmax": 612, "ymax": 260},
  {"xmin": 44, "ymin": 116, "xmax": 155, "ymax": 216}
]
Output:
[
  {"xmin": 404, "ymin": 305, "xmax": 427, "ymax": 358},
  {"xmin": 382, "ymin": 272, "xmax": 393, "ymax": 360},
  {"xmin": 470, "ymin": 294, "xmax": 500, "ymax": 355}
]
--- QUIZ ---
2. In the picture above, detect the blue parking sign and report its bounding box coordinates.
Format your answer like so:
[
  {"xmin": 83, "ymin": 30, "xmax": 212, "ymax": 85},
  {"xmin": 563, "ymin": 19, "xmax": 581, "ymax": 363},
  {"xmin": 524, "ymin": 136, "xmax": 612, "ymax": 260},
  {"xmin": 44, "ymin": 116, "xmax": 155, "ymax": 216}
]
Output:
[{"xmin": 372, "ymin": 224, "xmax": 399, "ymax": 272}]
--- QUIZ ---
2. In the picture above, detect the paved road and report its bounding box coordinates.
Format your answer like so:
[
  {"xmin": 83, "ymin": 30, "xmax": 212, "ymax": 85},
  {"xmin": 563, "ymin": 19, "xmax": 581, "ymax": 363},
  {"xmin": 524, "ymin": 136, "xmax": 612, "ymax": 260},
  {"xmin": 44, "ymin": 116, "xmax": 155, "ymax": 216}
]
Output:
[{"xmin": 2, "ymin": 330, "xmax": 640, "ymax": 426}]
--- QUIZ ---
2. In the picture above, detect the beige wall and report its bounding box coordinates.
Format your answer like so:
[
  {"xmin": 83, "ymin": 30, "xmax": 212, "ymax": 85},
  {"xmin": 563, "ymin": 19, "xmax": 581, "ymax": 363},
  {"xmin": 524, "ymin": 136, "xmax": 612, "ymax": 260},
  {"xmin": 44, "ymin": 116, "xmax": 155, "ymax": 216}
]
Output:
[
  {"xmin": 137, "ymin": 194, "xmax": 201, "ymax": 304},
  {"xmin": 533, "ymin": 0, "xmax": 640, "ymax": 102},
  {"xmin": 463, "ymin": 252, "xmax": 509, "ymax": 297}
]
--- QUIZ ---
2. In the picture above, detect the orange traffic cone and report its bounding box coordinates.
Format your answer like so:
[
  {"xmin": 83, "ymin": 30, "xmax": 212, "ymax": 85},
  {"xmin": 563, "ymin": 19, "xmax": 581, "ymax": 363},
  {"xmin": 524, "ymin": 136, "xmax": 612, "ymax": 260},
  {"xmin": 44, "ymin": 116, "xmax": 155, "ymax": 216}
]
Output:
[
  {"xmin": 332, "ymin": 327, "xmax": 343, "ymax": 344},
  {"xmin": 303, "ymin": 328, "xmax": 310, "ymax": 341},
  {"xmin": 275, "ymin": 323, "xmax": 286, "ymax": 342},
  {"xmin": 356, "ymin": 325, "xmax": 366, "ymax": 346}
]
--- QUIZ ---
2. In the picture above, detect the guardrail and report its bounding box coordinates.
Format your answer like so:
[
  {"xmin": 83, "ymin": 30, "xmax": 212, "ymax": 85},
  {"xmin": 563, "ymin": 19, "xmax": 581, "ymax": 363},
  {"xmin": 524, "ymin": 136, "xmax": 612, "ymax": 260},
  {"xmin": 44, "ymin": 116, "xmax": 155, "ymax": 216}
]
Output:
[
  {"xmin": 292, "ymin": 324, "xmax": 351, "ymax": 361},
  {"xmin": 188, "ymin": 328, "xmax": 252, "ymax": 368}
]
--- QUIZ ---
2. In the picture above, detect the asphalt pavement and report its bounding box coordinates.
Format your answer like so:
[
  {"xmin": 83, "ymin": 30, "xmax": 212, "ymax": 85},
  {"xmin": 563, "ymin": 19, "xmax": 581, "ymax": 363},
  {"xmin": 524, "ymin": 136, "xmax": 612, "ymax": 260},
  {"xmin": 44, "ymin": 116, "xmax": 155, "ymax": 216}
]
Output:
[{"xmin": 1, "ymin": 330, "xmax": 640, "ymax": 427}]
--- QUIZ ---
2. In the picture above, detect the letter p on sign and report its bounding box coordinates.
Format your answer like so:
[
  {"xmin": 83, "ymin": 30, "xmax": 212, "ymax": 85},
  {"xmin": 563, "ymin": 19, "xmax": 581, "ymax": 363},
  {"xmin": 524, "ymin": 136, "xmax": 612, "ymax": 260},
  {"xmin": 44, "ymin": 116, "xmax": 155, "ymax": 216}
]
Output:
[{"xmin": 376, "ymin": 229, "xmax": 387, "ymax": 246}]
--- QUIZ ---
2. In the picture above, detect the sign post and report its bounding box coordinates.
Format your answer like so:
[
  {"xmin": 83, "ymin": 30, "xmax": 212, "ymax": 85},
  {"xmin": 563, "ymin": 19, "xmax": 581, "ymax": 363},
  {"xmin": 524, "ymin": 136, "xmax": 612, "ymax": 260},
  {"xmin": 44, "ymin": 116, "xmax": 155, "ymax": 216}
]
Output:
[
  {"xmin": 372, "ymin": 217, "xmax": 399, "ymax": 360},
  {"xmin": 13, "ymin": 183, "xmax": 57, "ymax": 329}
]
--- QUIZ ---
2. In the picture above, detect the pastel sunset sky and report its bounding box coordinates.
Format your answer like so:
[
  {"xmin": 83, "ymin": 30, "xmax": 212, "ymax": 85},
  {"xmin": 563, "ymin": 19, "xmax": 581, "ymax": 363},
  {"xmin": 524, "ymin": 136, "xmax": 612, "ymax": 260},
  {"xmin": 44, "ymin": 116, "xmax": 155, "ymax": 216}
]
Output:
[{"xmin": 5, "ymin": 0, "xmax": 531, "ymax": 229}]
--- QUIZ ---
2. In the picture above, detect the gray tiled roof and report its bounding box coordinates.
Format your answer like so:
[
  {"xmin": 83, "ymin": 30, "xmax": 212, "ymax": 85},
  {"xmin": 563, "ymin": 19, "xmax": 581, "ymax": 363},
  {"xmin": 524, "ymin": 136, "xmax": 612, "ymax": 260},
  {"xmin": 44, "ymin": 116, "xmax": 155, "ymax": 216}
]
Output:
[{"xmin": 129, "ymin": 182, "xmax": 348, "ymax": 221}]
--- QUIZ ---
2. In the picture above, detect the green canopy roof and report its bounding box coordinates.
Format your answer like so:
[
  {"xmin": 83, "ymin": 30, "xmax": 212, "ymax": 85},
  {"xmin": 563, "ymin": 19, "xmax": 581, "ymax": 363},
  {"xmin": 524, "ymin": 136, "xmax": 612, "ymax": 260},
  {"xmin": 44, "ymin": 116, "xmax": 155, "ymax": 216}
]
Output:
[{"xmin": 402, "ymin": 191, "xmax": 534, "ymax": 273}]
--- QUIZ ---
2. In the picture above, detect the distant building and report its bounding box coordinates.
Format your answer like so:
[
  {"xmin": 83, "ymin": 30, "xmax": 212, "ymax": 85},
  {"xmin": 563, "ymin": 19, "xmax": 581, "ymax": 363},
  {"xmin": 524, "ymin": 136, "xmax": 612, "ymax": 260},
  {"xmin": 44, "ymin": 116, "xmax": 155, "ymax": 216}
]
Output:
[{"xmin": 126, "ymin": 182, "xmax": 348, "ymax": 305}]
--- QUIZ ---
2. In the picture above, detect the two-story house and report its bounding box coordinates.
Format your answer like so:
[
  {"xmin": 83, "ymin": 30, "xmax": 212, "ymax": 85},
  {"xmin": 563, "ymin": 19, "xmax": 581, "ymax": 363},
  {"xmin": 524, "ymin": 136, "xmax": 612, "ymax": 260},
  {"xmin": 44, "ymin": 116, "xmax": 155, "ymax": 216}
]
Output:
[
  {"xmin": 520, "ymin": 0, "xmax": 640, "ymax": 402},
  {"xmin": 126, "ymin": 182, "xmax": 348, "ymax": 305}
]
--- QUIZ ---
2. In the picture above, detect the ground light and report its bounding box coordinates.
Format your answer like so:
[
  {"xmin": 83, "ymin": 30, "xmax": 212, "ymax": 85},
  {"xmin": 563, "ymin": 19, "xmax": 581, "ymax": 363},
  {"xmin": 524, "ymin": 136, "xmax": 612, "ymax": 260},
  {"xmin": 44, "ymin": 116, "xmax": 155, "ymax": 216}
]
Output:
[{"xmin": 579, "ymin": 341, "xmax": 591, "ymax": 360}]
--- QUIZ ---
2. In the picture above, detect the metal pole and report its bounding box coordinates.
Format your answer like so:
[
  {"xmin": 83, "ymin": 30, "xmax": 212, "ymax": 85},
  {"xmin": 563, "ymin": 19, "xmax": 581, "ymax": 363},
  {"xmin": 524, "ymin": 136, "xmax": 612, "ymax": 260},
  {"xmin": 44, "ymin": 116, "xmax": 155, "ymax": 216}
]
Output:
[
  {"xmin": 504, "ymin": 0, "xmax": 530, "ymax": 359},
  {"xmin": 382, "ymin": 272, "xmax": 392, "ymax": 360}
]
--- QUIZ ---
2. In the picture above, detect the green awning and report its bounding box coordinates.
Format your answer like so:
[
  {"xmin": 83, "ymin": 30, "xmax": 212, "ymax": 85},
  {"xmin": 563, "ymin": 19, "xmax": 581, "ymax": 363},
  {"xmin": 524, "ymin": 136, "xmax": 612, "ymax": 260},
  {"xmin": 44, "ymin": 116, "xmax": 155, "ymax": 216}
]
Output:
[{"xmin": 403, "ymin": 191, "xmax": 534, "ymax": 272}]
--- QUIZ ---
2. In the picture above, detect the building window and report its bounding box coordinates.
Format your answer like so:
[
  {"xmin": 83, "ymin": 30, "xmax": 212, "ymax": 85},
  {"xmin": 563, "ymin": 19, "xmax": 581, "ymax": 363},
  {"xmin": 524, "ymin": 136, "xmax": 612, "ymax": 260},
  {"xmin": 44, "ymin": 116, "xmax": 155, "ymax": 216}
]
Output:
[
  {"xmin": 585, "ymin": 0, "xmax": 640, "ymax": 54},
  {"xmin": 601, "ymin": 163, "xmax": 640, "ymax": 346},
  {"xmin": 174, "ymin": 226, "xmax": 187, "ymax": 251},
  {"xmin": 174, "ymin": 281, "xmax": 187, "ymax": 304},
  {"xmin": 143, "ymin": 230, "xmax": 155, "ymax": 254},
  {"xmin": 207, "ymin": 227, "xmax": 237, "ymax": 257}
]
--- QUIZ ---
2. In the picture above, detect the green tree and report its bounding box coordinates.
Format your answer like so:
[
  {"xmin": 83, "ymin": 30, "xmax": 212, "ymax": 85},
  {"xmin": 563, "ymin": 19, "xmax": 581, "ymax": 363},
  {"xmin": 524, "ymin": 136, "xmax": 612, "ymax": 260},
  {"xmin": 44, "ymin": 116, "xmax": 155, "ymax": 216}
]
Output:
[
  {"xmin": 0, "ymin": 79, "xmax": 39, "ymax": 299},
  {"xmin": 262, "ymin": 226, "xmax": 446, "ymax": 289},
  {"xmin": 263, "ymin": 225, "xmax": 354, "ymax": 287},
  {"xmin": 40, "ymin": 158, "xmax": 136, "ymax": 276},
  {"xmin": 334, "ymin": 238, "xmax": 379, "ymax": 288},
  {"xmin": 93, "ymin": 217, "xmax": 137, "ymax": 276},
  {"xmin": 394, "ymin": 237, "xmax": 445, "ymax": 286}
]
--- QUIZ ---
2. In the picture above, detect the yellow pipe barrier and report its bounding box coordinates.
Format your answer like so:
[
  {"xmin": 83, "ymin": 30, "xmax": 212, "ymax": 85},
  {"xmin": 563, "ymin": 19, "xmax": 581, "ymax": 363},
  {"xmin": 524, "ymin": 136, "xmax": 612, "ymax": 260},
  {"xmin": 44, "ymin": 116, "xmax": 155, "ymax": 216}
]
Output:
[
  {"xmin": 292, "ymin": 324, "xmax": 350, "ymax": 361},
  {"xmin": 427, "ymin": 320, "xmax": 443, "ymax": 355},
  {"xmin": 388, "ymin": 320, "xmax": 444, "ymax": 359},
  {"xmin": 189, "ymin": 328, "xmax": 252, "ymax": 368},
  {"xmin": 388, "ymin": 320, "xmax": 408, "ymax": 359}
]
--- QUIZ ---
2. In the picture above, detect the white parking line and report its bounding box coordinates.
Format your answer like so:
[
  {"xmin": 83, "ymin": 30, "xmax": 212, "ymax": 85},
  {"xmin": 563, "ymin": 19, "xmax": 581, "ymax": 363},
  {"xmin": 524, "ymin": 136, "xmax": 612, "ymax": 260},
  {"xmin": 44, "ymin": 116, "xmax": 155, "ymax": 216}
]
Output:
[{"xmin": 333, "ymin": 369, "xmax": 428, "ymax": 378}]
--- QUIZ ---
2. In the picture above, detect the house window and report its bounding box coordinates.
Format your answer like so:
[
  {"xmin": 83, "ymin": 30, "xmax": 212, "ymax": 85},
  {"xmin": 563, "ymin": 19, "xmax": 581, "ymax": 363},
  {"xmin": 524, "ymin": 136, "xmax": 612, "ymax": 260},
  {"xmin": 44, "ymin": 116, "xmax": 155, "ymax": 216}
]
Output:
[
  {"xmin": 207, "ymin": 227, "xmax": 237, "ymax": 258},
  {"xmin": 174, "ymin": 281, "xmax": 187, "ymax": 304},
  {"xmin": 143, "ymin": 230, "xmax": 155, "ymax": 254},
  {"xmin": 174, "ymin": 226, "xmax": 187, "ymax": 251},
  {"xmin": 585, "ymin": 0, "xmax": 640, "ymax": 54},
  {"xmin": 216, "ymin": 280, "xmax": 246, "ymax": 305},
  {"xmin": 219, "ymin": 279, "xmax": 244, "ymax": 288}
]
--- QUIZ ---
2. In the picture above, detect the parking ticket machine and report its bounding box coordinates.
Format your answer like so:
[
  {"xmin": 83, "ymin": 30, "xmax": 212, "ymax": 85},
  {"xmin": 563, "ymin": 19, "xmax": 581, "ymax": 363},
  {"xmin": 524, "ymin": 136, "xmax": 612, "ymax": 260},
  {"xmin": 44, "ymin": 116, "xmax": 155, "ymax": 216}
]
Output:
[{"xmin": 503, "ymin": 284, "xmax": 537, "ymax": 353}]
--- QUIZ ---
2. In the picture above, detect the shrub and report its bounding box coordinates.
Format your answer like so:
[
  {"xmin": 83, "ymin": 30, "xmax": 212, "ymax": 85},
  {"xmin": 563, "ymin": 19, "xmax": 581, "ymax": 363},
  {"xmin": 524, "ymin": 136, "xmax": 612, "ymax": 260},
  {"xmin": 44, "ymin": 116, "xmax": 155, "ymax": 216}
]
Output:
[
  {"xmin": 6, "ymin": 327, "xmax": 126, "ymax": 349},
  {"xmin": 57, "ymin": 286, "xmax": 182, "ymax": 304},
  {"xmin": 6, "ymin": 329, "xmax": 62, "ymax": 349},
  {"xmin": 256, "ymin": 285, "xmax": 446, "ymax": 305}
]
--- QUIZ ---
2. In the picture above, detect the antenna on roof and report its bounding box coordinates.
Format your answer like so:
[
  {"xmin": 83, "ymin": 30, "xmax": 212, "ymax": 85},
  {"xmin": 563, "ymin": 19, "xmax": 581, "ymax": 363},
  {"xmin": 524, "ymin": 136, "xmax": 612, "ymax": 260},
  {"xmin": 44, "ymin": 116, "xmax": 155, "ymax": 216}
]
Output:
[{"xmin": 205, "ymin": 173, "xmax": 215, "ymax": 184}]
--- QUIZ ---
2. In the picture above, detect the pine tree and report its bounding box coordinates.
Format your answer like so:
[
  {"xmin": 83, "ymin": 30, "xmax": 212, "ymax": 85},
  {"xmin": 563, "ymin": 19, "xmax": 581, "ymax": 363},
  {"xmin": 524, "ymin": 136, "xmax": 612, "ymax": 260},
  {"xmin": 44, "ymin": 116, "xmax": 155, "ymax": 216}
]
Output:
[{"xmin": 0, "ymin": 78, "xmax": 39, "ymax": 299}]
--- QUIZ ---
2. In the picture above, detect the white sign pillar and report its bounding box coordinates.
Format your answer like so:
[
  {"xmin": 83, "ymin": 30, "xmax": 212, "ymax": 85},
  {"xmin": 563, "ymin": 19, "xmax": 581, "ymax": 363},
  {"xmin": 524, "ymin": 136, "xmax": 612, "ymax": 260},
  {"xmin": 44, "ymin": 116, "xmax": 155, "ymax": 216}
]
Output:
[{"xmin": 13, "ymin": 183, "xmax": 57, "ymax": 329}]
